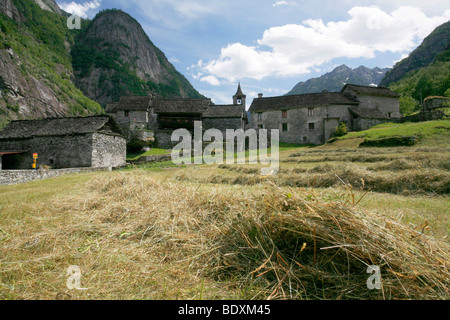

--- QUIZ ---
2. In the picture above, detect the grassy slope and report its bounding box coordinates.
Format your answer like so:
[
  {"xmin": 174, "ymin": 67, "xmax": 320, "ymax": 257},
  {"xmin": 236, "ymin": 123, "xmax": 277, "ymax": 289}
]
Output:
[
  {"xmin": 0, "ymin": 122, "xmax": 449, "ymax": 300},
  {"xmin": 329, "ymin": 120, "xmax": 450, "ymax": 148}
]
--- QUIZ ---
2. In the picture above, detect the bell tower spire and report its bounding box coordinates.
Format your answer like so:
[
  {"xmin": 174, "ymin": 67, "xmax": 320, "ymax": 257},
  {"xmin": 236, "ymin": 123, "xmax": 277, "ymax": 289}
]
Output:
[{"xmin": 233, "ymin": 82, "xmax": 246, "ymax": 107}]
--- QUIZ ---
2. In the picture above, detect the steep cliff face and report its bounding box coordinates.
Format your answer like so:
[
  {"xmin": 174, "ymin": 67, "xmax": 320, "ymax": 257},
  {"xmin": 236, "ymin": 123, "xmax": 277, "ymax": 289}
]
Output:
[
  {"xmin": 72, "ymin": 9, "xmax": 204, "ymax": 106},
  {"xmin": 0, "ymin": 0, "xmax": 21, "ymax": 23},
  {"xmin": 0, "ymin": 0, "xmax": 102, "ymax": 128},
  {"xmin": 286, "ymin": 65, "xmax": 390, "ymax": 95},
  {"xmin": 32, "ymin": 0, "xmax": 63, "ymax": 15}
]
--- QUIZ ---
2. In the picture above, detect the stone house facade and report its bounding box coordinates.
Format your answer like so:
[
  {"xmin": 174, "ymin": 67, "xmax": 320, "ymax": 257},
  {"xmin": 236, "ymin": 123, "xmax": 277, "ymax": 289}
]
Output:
[
  {"xmin": 106, "ymin": 84, "xmax": 248, "ymax": 148},
  {"xmin": 249, "ymin": 84, "xmax": 401, "ymax": 145},
  {"xmin": 0, "ymin": 116, "xmax": 126, "ymax": 170}
]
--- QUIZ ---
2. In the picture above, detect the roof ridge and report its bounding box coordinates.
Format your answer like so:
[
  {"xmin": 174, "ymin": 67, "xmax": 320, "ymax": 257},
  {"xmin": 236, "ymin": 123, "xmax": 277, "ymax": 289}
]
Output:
[{"xmin": 6, "ymin": 115, "xmax": 109, "ymax": 123}]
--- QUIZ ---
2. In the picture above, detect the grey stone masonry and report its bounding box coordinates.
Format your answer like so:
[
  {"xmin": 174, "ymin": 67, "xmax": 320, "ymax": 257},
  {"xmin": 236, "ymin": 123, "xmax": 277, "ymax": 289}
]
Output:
[
  {"xmin": 0, "ymin": 167, "xmax": 111, "ymax": 185},
  {"xmin": 249, "ymin": 84, "xmax": 401, "ymax": 145}
]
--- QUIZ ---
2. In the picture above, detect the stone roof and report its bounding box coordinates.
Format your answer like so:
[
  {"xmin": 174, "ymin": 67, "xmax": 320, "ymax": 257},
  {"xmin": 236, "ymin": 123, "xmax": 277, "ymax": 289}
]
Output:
[
  {"xmin": 105, "ymin": 103, "xmax": 119, "ymax": 112},
  {"xmin": 111, "ymin": 96, "xmax": 152, "ymax": 111},
  {"xmin": 0, "ymin": 115, "xmax": 124, "ymax": 140},
  {"xmin": 342, "ymin": 84, "xmax": 400, "ymax": 97},
  {"xmin": 153, "ymin": 98, "xmax": 211, "ymax": 114},
  {"xmin": 349, "ymin": 107, "xmax": 389, "ymax": 119},
  {"xmin": 249, "ymin": 92, "xmax": 358, "ymax": 113},
  {"xmin": 203, "ymin": 105, "xmax": 245, "ymax": 118}
]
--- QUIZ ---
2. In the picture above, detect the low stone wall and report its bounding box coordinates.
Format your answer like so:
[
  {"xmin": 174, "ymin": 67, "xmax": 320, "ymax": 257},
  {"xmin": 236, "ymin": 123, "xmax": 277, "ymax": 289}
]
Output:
[
  {"xmin": 398, "ymin": 110, "xmax": 445, "ymax": 123},
  {"xmin": 0, "ymin": 167, "xmax": 112, "ymax": 185},
  {"xmin": 128, "ymin": 154, "xmax": 172, "ymax": 165}
]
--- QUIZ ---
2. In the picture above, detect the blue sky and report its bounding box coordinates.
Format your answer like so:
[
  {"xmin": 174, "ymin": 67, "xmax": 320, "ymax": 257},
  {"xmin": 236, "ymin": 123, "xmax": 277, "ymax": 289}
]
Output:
[{"xmin": 57, "ymin": 0, "xmax": 450, "ymax": 107}]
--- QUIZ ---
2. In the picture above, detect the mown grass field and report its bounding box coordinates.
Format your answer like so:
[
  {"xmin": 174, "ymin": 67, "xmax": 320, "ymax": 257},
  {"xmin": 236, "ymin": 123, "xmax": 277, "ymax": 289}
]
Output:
[{"xmin": 0, "ymin": 120, "xmax": 449, "ymax": 300}]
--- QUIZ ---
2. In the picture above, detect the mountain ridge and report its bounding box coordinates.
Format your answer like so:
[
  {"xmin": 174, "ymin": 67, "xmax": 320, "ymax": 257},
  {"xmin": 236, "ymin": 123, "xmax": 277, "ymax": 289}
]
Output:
[
  {"xmin": 72, "ymin": 9, "xmax": 205, "ymax": 106},
  {"xmin": 380, "ymin": 21, "xmax": 450, "ymax": 87},
  {"xmin": 286, "ymin": 65, "xmax": 390, "ymax": 95},
  {"xmin": 0, "ymin": 2, "xmax": 205, "ymax": 128}
]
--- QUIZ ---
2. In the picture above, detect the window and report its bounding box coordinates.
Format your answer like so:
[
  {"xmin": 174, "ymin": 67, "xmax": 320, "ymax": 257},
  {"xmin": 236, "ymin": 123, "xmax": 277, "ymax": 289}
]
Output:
[
  {"xmin": 282, "ymin": 110, "xmax": 287, "ymax": 118},
  {"xmin": 308, "ymin": 108, "xmax": 314, "ymax": 117},
  {"xmin": 309, "ymin": 123, "xmax": 315, "ymax": 131},
  {"xmin": 258, "ymin": 124, "xmax": 264, "ymax": 129},
  {"xmin": 282, "ymin": 123, "xmax": 288, "ymax": 132},
  {"xmin": 257, "ymin": 113, "xmax": 263, "ymax": 121},
  {"xmin": 124, "ymin": 111, "xmax": 130, "ymax": 117},
  {"xmin": 388, "ymin": 112, "xmax": 392, "ymax": 118},
  {"xmin": 237, "ymin": 99, "xmax": 242, "ymax": 105}
]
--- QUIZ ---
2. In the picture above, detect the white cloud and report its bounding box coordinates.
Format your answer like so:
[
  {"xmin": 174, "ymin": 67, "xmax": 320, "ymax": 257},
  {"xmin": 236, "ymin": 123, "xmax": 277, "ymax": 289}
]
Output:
[
  {"xmin": 196, "ymin": 6, "xmax": 450, "ymax": 82},
  {"xmin": 58, "ymin": 0, "xmax": 101, "ymax": 18},
  {"xmin": 273, "ymin": 1, "xmax": 289, "ymax": 7},
  {"xmin": 200, "ymin": 75, "xmax": 221, "ymax": 86}
]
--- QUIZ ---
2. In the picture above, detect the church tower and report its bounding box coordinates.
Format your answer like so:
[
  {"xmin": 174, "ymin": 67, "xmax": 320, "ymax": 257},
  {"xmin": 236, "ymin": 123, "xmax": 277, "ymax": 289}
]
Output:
[{"xmin": 233, "ymin": 83, "xmax": 246, "ymax": 107}]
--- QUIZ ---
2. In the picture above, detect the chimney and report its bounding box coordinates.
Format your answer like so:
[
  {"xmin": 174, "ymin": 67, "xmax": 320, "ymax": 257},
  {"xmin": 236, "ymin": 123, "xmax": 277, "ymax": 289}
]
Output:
[{"xmin": 258, "ymin": 93, "xmax": 263, "ymax": 98}]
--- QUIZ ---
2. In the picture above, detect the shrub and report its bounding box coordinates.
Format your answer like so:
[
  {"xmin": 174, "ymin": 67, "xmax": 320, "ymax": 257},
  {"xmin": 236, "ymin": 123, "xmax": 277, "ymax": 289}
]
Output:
[
  {"xmin": 359, "ymin": 136, "xmax": 418, "ymax": 147},
  {"xmin": 332, "ymin": 122, "xmax": 348, "ymax": 138}
]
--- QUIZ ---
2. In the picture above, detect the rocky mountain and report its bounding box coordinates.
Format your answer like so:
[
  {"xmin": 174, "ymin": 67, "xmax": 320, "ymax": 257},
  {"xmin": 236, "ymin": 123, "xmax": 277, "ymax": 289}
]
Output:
[
  {"xmin": 0, "ymin": 0, "xmax": 21, "ymax": 23},
  {"xmin": 380, "ymin": 21, "xmax": 450, "ymax": 87},
  {"xmin": 72, "ymin": 9, "xmax": 204, "ymax": 106},
  {"xmin": 33, "ymin": 0, "xmax": 63, "ymax": 15},
  {"xmin": 0, "ymin": 2, "xmax": 205, "ymax": 128},
  {"xmin": 0, "ymin": 0, "xmax": 102, "ymax": 128},
  {"xmin": 286, "ymin": 65, "xmax": 390, "ymax": 95}
]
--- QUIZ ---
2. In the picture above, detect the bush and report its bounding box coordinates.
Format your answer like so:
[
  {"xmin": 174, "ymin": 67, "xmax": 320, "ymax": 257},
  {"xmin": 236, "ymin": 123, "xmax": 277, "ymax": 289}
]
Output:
[
  {"xmin": 359, "ymin": 136, "xmax": 418, "ymax": 147},
  {"xmin": 332, "ymin": 122, "xmax": 348, "ymax": 138}
]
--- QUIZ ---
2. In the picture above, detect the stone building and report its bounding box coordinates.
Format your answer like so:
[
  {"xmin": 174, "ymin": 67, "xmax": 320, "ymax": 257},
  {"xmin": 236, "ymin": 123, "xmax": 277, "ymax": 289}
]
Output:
[
  {"xmin": 249, "ymin": 84, "xmax": 401, "ymax": 145},
  {"xmin": 423, "ymin": 96, "xmax": 450, "ymax": 111},
  {"xmin": 0, "ymin": 115, "xmax": 126, "ymax": 170},
  {"xmin": 106, "ymin": 84, "xmax": 247, "ymax": 148}
]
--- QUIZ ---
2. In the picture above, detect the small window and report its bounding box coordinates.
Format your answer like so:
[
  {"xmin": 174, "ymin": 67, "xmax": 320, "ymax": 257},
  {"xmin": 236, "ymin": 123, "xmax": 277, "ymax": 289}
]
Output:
[
  {"xmin": 308, "ymin": 108, "xmax": 314, "ymax": 117},
  {"xmin": 258, "ymin": 124, "xmax": 264, "ymax": 129},
  {"xmin": 309, "ymin": 123, "xmax": 315, "ymax": 131},
  {"xmin": 124, "ymin": 111, "xmax": 130, "ymax": 117},
  {"xmin": 257, "ymin": 113, "xmax": 263, "ymax": 121},
  {"xmin": 282, "ymin": 123, "xmax": 288, "ymax": 132},
  {"xmin": 282, "ymin": 110, "xmax": 287, "ymax": 118},
  {"xmin": 388, "ymin": 112, "xmax": 392, "ymax": 118}
]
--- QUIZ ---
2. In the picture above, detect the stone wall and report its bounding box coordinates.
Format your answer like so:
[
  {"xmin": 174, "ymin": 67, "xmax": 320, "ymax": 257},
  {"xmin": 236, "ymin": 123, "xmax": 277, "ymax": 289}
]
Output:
[
  {"xmin": 398, "ymin": 110, "xmax": 445, "ymax": 123},
  {"xmin": 109, "ymin": 110, "xmax": 148, "ymax": 140},
  {"xmin": 355, "ymin": 95, "xmax": 401, "ymax": 119},
  {"xmin": 203, "ymin": 118, "xmax": 243, "ymax": 134},
  {"xmin": 0, "ymin": 167, "xmax": 111, "ymax": 185},
  {"xmin": 0, "ymin": 134, "xmax": 94, "ymax": 169},
  {"xmin": 251, "ymin": 104, "xmax": 352, "ymax": 145},
  {"xmin": 128, "ymin": 153, "xmax": 172, "ymax": 164},
  {"xmin": 352, "ymin": 118, "xmax": 389, "ymax": 131},
  {"xmin": 91, "ymin": 133, "xmax": 127, "ymax": 168},
  {"xmin": 155, "ymin": 130, "xmax": 180, "ymax": 149}
]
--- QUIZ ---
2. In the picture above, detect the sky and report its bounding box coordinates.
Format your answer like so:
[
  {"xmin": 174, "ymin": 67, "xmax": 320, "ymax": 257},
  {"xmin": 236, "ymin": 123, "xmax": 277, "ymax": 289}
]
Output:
[{"xmin": 56, "ymin": 0, "xmax": 450, "ymax": 107}]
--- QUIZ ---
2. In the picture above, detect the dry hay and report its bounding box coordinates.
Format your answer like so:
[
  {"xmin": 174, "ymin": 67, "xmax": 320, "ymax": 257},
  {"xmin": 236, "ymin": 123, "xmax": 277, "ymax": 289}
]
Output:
[{"xmin": 69, "ymin": 173, "xmax": 450, "ymax": 299}]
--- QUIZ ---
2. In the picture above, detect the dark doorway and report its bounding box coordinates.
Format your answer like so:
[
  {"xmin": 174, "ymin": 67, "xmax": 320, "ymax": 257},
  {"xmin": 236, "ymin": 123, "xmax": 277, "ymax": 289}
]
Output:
[{"xmin": 1, "ymin": 153, "xmax": 27, "ymax": 169}]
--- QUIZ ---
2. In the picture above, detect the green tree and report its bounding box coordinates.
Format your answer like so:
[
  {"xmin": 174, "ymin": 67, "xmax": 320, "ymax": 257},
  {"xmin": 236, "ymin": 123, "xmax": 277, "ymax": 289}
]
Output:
[{"xmin": 399, "ymin": 96, "xmax": 419, "ymax": 115}]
